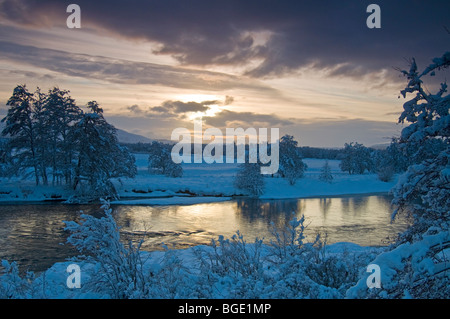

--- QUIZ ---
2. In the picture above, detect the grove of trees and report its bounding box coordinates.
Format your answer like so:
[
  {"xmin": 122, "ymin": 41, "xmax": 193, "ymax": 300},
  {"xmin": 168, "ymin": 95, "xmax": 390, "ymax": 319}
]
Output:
[{"xmin": 1, "ymin": 85, "xmax": 137, "ymax": 202}]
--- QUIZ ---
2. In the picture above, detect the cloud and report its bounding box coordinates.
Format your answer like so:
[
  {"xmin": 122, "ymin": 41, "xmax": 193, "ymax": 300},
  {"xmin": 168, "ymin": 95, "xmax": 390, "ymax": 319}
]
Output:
[
  {"xmin": 286, "ymin": 118, "xmax": 404, "ymax": 148},
  {"xmin": 126, "ymin": 99, "xmax": 223, "ymax": 120},
  {"xmin": 1, "ymin": 0, "xmax": 448, "ymax": 79},
  {"xmin": 224, "ymin": 95, "xmax": 234, "ymax": 105},
  {"xmin": 125, "ymin": 98, "xmax": 294, "ymax": 128},
  {"xmin": 203, "ymin": 109, "xmax": 295, "ymax": 128},
  {"xmin": 0, "ymin": 40, "xmax": 273, "ymax": 92}
]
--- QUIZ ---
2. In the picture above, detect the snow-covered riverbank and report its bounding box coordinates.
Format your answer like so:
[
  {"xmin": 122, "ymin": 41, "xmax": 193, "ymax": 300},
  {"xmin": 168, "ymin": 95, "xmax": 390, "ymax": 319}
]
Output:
[{"xmin": 0, "ymin": 154, "xmax": 398, "ymax": 205}]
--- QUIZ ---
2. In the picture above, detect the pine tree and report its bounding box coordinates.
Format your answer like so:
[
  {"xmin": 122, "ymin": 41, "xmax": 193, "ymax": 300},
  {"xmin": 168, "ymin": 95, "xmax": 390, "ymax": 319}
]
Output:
[
  {"xmin": 1, "ymin": 85, "xmax": 40, "ymax": 185},
  {"xmin": 319, "ymin": 160, "xmax": 333, "ymax": 183},
  {"xmin": 148, "ymin": 141, "xmax": 182, "ymax": 177},
  {"xmin": 352, "ymin": 51, "xmax": 450, "ymax": 299},
  {"xmin": 32, "ymin": 87, "xmax": 50, "ymax": 185},
  {"xmin": 279, "ymin": 135, "xmax": 307, "ymax": 185},
  {"xmin": 40, "ymin": 87, "xmax": 82, "ymax": 185},
  {"xmin": 392, "ymin": 52, "xmax": 449, "ymax": 238},
  {"xmin": 71, "ymin": 101, "xmax": 136, "ymax": 201},
  {"xmin": 234, "ymin": 162, "xmax": 265, "ymax": 197}
]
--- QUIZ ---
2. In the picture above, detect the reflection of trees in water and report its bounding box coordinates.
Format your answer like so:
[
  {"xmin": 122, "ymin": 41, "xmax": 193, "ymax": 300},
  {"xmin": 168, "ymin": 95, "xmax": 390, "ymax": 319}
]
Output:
[
  {"xmin": 374, "ymin": 194, "xmax": 393, "ymax": 209},
  {"xmin": 319, "ymin": 198, "xmax": 332, "ymax": 216},
  {"xmin": 340, "ymin": 195, "xmax": 370, "ymax": 216},
  {"xmin": 235, "ymin": 198, "xmax": 303, "ymax": 229}
]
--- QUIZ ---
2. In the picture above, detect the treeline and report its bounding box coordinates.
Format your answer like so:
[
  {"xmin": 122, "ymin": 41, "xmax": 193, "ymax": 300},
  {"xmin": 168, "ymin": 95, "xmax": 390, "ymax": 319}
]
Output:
[
  {"xmin": 122, "ymin": 142, "xmax": 342, "ymax": 160},
  {"xmin": 338, "ymin": 138, "xmax": 446, "ymax": 181},
  {"xmin": 0, "ymin": 85, "xmax": 136, "ymax": 202},
  {"xmin": 123, "ymin": 137, "xmax": 443, "ymax": 182}
]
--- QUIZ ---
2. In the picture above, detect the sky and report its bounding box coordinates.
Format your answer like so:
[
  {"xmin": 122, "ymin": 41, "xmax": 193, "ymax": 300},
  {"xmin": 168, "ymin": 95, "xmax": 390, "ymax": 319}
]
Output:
[{"xmin": 0, "ymin": 0, "xmax": 449, "ymax": 147}]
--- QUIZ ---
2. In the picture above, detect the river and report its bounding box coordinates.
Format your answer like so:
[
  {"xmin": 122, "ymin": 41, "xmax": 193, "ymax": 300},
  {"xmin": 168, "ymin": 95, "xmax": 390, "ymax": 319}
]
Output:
[{"xmin": 0, "ymin": 194, "xmax": 410, "ymax": 273}]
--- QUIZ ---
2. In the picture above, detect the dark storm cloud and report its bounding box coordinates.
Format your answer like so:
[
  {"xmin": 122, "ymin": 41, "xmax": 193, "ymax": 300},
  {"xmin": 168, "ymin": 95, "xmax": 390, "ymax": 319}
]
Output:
[{"xmin": 1, "ymin": 0, "xmax": 448, "ymax": 79}]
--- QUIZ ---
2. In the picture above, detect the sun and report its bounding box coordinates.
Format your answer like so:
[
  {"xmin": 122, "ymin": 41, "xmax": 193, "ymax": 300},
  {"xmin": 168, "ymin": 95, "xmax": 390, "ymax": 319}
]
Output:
[{"xmin": 175, "ymin": 94, "xmax": 223, "ymax": 120}]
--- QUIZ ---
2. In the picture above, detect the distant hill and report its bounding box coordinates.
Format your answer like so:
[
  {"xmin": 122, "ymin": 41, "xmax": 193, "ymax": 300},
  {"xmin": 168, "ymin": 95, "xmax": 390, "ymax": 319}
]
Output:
[
  {"xmin": 116, "ymin": 128, "xmax": 154, "ymax": 144},
  {"xmin": 0, "ymin": 120, "xmax": 155, "ymax": 144},
  {"xmin": 369, "ymin": 143, "xmax": 390, "ymax": 150}
]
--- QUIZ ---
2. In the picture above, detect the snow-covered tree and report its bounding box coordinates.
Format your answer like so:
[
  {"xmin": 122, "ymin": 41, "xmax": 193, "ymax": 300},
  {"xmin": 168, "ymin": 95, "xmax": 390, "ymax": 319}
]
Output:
[
  {"xmin": 349, "ymin": 51, "xmax": 450, "ymax": 299},
  {"xmin": 339, "ymin": 142, "xmax": 373, "ymax": 175},
  {"xmin": 279, "ymin": 135, "xmax": 307, "ymax": 185},
  {"xmin": 1, "ymin": 85, "xmax": 40, "ymax": 185},
  {"xmin": 234, "ymin": 162, "xmax": 265, "ymax": 197},
  {"xmin": 71, "ymin": 101, "xmax": 136, "ymax": 201},
  {"xmin": 148, "ymin": 141, "xmax": 182, "ymax": 177},
  {"xmin": 383, "ymin": 138, "xmax": 410, "ymax": 172},
  {"xmin": 319, "ymin": 160, "xmax": 333, "ymax": 183},
  {"xmin": 392, "ymin": 52, "xmax": 449, "ymax": 239},
  {"xmin": 40, "ymin": 87, "xmax": 82, "ymax": 185},
  {"xmin": 2, "ymin": 85, "xmax": 136, "ymax": 197}
]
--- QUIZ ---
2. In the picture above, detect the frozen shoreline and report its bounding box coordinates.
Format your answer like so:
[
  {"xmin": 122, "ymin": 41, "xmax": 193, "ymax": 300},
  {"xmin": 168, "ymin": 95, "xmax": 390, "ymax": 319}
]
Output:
[{"xmin": 0, "ymin": 156, "xmax": 398, "ymax": 205}]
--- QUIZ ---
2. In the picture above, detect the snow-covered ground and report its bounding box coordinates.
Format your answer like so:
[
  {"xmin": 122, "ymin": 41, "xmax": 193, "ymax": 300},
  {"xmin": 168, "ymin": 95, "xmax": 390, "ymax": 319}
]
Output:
[
  {"xmin": 2, "ymin": 240, "xmax": 384, "ymax": 299},
  {"xmin": 0, "ymin": 153, "xmax": 398, "ymax": 204}
]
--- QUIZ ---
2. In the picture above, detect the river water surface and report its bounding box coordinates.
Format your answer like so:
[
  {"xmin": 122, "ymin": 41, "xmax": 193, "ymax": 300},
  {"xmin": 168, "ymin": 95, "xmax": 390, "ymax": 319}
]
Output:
[{"xmin": 0, "ymin": 194, "xmax": 410, "ymax": 273}]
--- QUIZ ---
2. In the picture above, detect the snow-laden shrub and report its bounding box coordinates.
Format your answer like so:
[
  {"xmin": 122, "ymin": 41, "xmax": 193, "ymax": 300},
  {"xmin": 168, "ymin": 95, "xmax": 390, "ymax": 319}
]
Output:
[
  {"xmin": 0, "ymin": 261, "xmax": 34, "ymax": 299},
  {"xmin": 66, "ymin": 178, "xmax": 119, "ymax": 204},
  {"xmin": 264, "ymin": 216, "xmax": 377, "ymax": 298},
  {"xmin": 64, "ymin": 199, "xmax": 151, "ymax": 298},
  {"xmin": 377, "ymin": 165, "xmax": 395, "ymax": 182},
  {"xmin": 146, "ymin": 246, "xmax": 194, "ymax": 298},
  {"xmin": 346, "ymin": 227, "xmax": 450, "ymax": 299},
  {"xmin": 63, "ymin": 199, "xmax": 198, "ymax": 298},
  {"xmin": 193, "ymin": 231, "xmax": 267, "ymax": 298},
  {"xmin": 192, "ymin": 214, "xmax": 374, "ymax": 299},
  {"xmin": 0, "ymin": 260, "xmax": 49, "ymax": 299},
  {"xmin": 234, "ymin": 162, "xmax": 265, "ymax": 197}
]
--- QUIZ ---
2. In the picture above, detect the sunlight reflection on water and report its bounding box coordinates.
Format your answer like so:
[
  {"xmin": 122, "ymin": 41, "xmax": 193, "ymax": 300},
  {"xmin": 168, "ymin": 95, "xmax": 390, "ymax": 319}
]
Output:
[
  {"xmin": 0, "ymin": 194, "xmax": 410, "ymax": 272},
  {"xmin": 113, "ymin": 194, "xmax": 410, "ymax": 251}
]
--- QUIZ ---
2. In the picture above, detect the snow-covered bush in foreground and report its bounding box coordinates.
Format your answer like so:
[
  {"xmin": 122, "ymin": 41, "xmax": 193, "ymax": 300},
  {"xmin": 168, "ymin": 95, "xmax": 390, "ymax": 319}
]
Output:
[
  {"xmin": 0, "ymin": 261, "xmax": 37, "ymax": 299},
  {"xmin": 63, "ymin": 199, "xmax": 150, "ymax": 298},
  {"xmin": 347, "ymin": 229, "xmax": 449, "ymax": 299}
]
